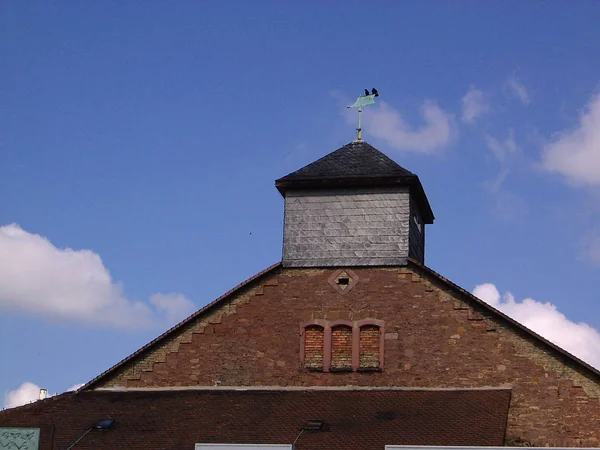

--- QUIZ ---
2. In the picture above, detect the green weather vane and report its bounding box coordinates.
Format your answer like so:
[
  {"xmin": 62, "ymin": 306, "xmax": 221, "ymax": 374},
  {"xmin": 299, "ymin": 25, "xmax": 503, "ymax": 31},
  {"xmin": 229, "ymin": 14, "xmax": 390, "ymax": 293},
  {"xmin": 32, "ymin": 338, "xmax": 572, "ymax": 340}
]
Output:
[{"xmin": 347, "ymin": 88, "xmax": 379, "ymax": 141}]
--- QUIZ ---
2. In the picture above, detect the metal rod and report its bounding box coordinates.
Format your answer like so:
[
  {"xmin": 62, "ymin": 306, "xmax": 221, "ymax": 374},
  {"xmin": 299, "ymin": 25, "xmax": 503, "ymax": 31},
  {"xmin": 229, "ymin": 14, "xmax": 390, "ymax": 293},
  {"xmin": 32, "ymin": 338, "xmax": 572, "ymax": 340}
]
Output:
[
  {"xmin": 357, "ymin": 106, "xmax": 363, "ymax": 140},
  {"xmin": 65, "ymin": 427, "xmax": 92, "ymax": 450},
  {"xmin": 291, "ymin": 428, "xmax": 305, "ymax": 449}
]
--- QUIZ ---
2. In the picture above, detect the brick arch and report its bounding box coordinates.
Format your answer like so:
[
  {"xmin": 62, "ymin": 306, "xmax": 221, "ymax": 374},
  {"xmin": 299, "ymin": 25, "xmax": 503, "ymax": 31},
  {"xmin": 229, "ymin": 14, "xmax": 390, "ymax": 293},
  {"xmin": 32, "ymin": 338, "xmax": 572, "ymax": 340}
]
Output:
[
  {"xmin": 299, "ymin": 319, "xmax": 385, "ymax": 372},
  {"xmin": 330, "ymin": 323, "xmax": 353, "ymax": 371},
  {"xmin": 300, "ymin": 320, "xmax": 329, "ymax": 370},
  {"xmin": 357, "ymin": 320, "xmax": 385, "ymax": 370}
]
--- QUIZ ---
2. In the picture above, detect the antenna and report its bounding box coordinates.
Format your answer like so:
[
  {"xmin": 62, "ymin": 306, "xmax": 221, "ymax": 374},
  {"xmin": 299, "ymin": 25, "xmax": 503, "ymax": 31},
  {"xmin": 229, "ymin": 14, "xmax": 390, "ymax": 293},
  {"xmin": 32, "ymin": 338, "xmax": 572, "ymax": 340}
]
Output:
[{"xmin": 347, "ymin": 88, "xmax": 379, "ymax": 141}]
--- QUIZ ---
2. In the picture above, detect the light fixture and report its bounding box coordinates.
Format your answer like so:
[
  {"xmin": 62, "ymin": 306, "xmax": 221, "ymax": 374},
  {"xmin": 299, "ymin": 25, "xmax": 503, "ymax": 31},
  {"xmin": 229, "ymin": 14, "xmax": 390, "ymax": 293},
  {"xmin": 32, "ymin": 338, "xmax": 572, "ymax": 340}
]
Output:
[
  {"xmin": 65, "ymin": 418, "xmax": 115, "ymax": 449},
  {"xmin": 94, "ymin": 419, "xmax": 115, "ymax": 430},
  {"xmin": 292, "ymin": 419, "xmax": 325, "ymax": 449},
  {"xmin": 303, "ymin": 420, "xmax": 324, "ymax": 431}
]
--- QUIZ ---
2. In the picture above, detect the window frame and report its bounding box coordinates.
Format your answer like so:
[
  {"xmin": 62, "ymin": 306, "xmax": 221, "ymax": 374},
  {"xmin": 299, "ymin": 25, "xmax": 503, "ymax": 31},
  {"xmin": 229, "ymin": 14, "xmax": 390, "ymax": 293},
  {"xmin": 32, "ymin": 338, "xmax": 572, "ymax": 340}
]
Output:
[{"xmin": 300, "ymin": 319, "xmax": 384, "ymax": 372}]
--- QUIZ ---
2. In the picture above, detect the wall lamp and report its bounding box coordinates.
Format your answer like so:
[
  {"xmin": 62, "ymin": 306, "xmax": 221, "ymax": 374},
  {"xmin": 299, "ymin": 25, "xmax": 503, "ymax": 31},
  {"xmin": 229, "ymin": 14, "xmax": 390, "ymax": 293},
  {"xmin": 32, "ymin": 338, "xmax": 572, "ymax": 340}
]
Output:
[
  {"xmin": 292, "ymin": 420, "xmax": 325, "ymax": 449},
  {"xmin": 65, "ymin": 419, "xmax": 115, "ymax": 450}
]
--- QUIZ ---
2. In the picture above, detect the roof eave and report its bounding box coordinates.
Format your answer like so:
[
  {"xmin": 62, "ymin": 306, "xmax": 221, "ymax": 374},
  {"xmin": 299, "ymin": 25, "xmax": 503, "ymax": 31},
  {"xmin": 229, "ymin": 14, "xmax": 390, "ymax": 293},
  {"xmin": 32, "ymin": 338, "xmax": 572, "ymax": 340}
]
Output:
[
  {"xmin": 275, "ymin": 176, "xmax": 434, "ymax": 223},
  {"xmin": 407, "ymin": 258, "xmax": 600, "ymax": 380}
]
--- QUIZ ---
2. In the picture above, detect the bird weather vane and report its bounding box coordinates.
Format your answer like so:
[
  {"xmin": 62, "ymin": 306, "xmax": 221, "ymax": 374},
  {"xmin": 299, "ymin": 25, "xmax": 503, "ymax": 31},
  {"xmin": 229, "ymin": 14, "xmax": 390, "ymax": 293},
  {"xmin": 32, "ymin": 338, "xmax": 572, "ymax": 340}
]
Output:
[{"xmin": 348, "ymin": 88, "xmax": 379, "ymax": 140}]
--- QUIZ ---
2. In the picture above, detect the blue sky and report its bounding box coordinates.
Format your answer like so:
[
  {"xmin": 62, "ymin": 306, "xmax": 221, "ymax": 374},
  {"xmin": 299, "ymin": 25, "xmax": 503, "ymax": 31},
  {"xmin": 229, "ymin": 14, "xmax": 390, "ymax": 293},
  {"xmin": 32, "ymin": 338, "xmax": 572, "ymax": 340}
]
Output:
[{"xmin": 2, "ymin": 1, "xmax": 600, "ymax": 408}]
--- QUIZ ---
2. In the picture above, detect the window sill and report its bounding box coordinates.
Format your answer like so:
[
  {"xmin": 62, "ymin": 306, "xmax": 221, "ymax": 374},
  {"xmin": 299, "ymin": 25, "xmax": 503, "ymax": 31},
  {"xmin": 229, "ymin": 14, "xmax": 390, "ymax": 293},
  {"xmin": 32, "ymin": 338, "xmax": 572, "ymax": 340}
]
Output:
[
  {"xmin": 329, "ymin": 367, "xmax": 353, "ymax": 373},
  {"xmin": 357, "ymin": 367, "xmax": 382, "ymax": 372}
]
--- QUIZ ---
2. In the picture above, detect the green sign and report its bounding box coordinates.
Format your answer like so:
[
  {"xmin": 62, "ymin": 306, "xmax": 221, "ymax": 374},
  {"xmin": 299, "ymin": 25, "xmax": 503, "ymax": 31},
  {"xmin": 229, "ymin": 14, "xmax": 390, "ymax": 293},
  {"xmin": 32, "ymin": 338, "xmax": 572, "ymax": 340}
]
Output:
[{"xmin": 0, "ymin": 428, "xmax": 40, "ymax": 450}]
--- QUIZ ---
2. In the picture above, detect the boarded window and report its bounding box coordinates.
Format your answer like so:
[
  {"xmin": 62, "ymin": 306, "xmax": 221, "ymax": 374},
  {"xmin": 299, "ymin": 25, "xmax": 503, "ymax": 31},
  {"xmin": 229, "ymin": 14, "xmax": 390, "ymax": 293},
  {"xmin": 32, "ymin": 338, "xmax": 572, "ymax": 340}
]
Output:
[
  {"xmin": 304, "ymin": 325, "xmax": 324, "ymax": 369},
  {"xmin": 359, "ymin": 325, "xmax": 380, "ymax": 368},
  {"xmin": 331, "ymin": 325, "xmax": 353, "ymax": 369}
]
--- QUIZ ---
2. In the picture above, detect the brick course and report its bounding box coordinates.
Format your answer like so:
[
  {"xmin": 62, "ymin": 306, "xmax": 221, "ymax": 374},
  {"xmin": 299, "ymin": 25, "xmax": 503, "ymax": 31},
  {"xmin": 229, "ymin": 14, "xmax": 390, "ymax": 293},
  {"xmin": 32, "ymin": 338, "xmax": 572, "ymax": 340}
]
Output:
[{"xmin": 95, "ymin": 264, "xmax": 600, "ymax": 447}]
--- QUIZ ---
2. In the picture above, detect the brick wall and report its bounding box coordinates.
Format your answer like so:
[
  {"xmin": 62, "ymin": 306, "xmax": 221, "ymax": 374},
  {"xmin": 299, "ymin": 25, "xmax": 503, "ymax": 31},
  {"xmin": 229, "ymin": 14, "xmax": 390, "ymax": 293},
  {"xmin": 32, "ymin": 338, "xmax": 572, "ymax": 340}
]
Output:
[
  {"xmin": 304, "ymin": 325, "xmax": 324, "ymax": 369},
  {"xmin": 96, "ymin": 265, "xmax": 600, "ymax": 447},
  {"xmin": 331, "ymin": 326, "xmax": 353, "ymax": 369},
  {"xmin": 359, "ymin": 325, "xmax": 380, "ymax": 368}
]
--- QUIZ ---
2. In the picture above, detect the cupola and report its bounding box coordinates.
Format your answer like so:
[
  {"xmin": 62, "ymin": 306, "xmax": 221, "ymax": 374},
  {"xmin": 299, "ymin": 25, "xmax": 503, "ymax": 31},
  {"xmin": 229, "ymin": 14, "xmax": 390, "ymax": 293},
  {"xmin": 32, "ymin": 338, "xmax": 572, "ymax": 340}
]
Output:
[{"xmin": 275, "ymin": 140, "xmax": 434, "ymax": 267}]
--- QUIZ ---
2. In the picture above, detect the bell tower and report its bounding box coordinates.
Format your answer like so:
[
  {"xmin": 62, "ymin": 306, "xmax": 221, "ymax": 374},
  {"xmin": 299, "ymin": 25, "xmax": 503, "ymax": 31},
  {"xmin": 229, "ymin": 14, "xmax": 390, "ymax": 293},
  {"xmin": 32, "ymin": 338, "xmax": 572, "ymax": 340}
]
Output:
[{"xmin": 275, "ymin": 140, "xmax": 434, "ymax": 267}]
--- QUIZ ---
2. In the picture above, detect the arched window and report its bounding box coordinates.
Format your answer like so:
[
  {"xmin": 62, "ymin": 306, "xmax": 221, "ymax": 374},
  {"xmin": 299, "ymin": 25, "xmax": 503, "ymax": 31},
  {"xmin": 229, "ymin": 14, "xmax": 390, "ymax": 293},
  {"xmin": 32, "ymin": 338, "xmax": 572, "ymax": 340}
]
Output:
[
  {"xmin": 303, "ymin": 325, "xmax": 324, "ymax": 369},
  {"xmin": 330, "ymin": 325, "xmax": 353, "ymax": 370},
  {"xmin": 300, "ymin": 319, "xmax": 384, "ymax": 372},
  {"xmin": 359, "ymin": 324, "xmax": 381, "ymax": 369}
]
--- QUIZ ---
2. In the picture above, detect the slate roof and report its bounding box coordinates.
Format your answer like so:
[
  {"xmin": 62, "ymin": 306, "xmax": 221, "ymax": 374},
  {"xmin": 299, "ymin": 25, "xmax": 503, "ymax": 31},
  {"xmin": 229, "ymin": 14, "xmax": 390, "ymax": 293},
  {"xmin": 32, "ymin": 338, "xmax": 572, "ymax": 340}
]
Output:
[
  {"xmin": 0, "ymin": 387, "xmax": 511, "ymax": 450},
  {"xmin": 275, "ymin": 140, "xmax": 434, "ymax": 223},
  {"xmin": 277, "ymin": 140, "xmax": 416, "ymax": 181}
]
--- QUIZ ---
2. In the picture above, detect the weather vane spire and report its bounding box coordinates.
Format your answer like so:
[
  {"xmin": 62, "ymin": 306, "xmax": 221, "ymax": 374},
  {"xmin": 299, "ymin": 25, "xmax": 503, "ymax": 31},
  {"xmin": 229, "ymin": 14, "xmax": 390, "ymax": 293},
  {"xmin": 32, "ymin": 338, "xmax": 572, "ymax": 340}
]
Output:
[{"xmin": 347, "ymin": 88, "xmax": 379, "ymax": 141}]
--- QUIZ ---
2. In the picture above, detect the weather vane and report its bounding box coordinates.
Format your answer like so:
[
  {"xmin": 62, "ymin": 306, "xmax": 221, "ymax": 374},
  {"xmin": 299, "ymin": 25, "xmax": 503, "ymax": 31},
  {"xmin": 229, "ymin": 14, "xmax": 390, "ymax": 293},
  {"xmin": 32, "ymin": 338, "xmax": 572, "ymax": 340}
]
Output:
[{"xmin": 347, "ymin": 88, "xmax": 379, "ymax": 141}]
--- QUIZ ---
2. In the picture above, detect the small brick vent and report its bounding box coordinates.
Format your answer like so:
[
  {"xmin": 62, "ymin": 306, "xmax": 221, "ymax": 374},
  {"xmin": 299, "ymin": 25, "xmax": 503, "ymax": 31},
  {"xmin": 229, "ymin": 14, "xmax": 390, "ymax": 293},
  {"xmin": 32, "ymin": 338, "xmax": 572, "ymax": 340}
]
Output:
[
  {"xmin": 304, "ymin": 325, "xmax": 324, "ymax": 369},
  {"xmin": 331, "ymin": 326, "xmax": 353, "ymax": 370},
  {"xmin": 327, "ymin": 269, "xmax": 359, "ymax": 295},
  {"xmin": 359, "ymin": 325, "xmax": 380, "ymax": 368}
]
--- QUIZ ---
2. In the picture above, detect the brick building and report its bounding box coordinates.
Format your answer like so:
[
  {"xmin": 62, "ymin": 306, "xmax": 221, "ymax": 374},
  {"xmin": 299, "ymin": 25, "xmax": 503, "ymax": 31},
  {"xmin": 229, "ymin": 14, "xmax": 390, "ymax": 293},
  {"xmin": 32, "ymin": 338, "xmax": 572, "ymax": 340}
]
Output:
[{"xmin": 2, "ymin": 140, "xmax": 599, "ymax": 449}]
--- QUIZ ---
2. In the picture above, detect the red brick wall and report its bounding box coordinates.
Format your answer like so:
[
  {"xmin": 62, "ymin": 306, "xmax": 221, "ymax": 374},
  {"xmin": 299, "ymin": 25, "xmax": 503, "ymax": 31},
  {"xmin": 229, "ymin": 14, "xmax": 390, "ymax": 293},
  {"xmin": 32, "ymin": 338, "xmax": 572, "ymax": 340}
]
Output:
[
  {"xmin": 304, "ymin": 325, "xmax": 324, "ymax": 369},
  {"xmin": 331, "ymin": 326, "xmax": 353, "ymax": 369},
  {"xmin": 97, "ymin": 265, "xmax": 600, "ymax": 447},
  {"xmin": 359, "ymin": 325, "xmax": 380, "ymax": 368}
]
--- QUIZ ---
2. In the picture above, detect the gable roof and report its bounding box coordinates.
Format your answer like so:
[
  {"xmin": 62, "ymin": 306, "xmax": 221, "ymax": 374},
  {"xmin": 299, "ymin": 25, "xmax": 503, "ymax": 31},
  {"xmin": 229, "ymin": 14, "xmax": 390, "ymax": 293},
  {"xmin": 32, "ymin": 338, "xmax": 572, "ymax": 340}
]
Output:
[
  {"xmin": 79, "ymin": 262, "xmax": 283, "ymax": 391},
  {"xmin": 407, "ymin": 258, "xmax": 600, "ymax": 380},
  {"xmin": 79, "ymin": 260, "xmax": 600, "ymax": 392},
  {"xmin": 275, "ymin": 141, "xmax": 434, "ymax": 223},
  {"xmin": 0, "ymin": 387, "xmax": 512, "ymax": 449}
]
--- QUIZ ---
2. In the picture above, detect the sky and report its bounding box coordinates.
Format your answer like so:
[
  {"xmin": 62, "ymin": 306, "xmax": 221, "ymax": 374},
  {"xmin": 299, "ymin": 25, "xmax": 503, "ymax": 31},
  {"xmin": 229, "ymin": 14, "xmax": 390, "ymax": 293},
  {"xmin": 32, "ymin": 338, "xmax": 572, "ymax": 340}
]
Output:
[{"xmin": 2, "ymin": 1, "xmax": 600, "ymax": 409}]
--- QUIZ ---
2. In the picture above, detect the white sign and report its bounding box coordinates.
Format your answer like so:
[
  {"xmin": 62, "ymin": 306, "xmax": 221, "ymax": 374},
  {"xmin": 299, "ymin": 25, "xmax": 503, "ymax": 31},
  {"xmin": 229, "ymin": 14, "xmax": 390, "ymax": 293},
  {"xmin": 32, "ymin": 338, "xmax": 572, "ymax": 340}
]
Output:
[{"xmin": 196, "ymin": 445, "xmax": 292, "ymax": 450}]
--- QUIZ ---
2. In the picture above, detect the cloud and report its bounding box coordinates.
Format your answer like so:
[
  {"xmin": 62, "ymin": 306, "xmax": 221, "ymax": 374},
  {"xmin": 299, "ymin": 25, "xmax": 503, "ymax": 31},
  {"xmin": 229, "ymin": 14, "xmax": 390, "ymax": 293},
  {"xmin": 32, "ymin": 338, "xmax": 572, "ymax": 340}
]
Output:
[
  {"xmin": 461, "ymin": 86, "xmax": 490, "ymax": 124},
  {"xmin": 359, "ymin": 100, "xmax": 456, "ymax": 154},
  {"xmin": 0, "ymin": 224, "xmax": 196, "ymax": 328},
  {"xmin": 580, "ymin": 232, "xmax": 600, "ymax": 264},
  {"xmin": 67, "ymin": 383, "xmax": 84, "ymax": 392},
  {"xmin": 485, "ymin": 129, "xmax": 517, "ymax": 163},
  {"xmin": 3, "ymin": 381, "xmax": 87, "ymax": 409},
  {"xmin": 540, "ymin": 92, "xmax": 600, "ymax": 186},
  {"xmin": 482, "ymin": 130, "xmax": 522, "ymax": 215},
  {"xmin": 473, "ymin": 283, "xmax": 600, "ymax": 369},
  {"xmin": 504, "ymin": 74, "xmax": 531, "ymax": 105},
  {"xmin": 150, "ymin": 293, "xmax": 197, "ymax": 325},
  {"xmin": 4, "ymin": 382, "xmax": 42, "ymax": 409}
]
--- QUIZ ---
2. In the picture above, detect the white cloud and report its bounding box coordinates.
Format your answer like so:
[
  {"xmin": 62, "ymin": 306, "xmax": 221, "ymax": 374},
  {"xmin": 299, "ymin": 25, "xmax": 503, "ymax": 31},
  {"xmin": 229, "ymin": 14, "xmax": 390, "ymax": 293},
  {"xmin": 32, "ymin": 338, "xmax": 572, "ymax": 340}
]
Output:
[
  {"xmin": 3, "ymin": 381, "xmax": 89, "ymax": 409},
  {"xmin": 359, "ymin": 100, "xmax": 456, "ymax": 154},
  {"xmin": 0, "ymin": 224, "xmax": 196, "ymax": 328},
  {"xmin": 461, "ymin": 86, "xmax": 490, "ymax": 124},
  {"xmin": 67, "ymin": 383, "xmax": 84, "ymax": 392},
  {"xmin": 473, "ymin": 283, "xmax": 600, "ymax": 369},
  {"xmin": 482, "ymin": 130, "xmax": 518, "ymax": 200},
  {"xmin": 150, "ymin": 293, "xmax": 197, "ymax": 325},
  {"xmin": 485, "ymin": 129, "xmax": 517, "ymax": 163},
  {"xmin": 541, "ymin": 92, "xmax": 600, "ymax": 186},
  {"xmin": 4, "ymin": 382, "xmax": 42, "ymax": 409},
  {"xmin": 504, "ymin": 74, "xmax": 531, "ymax": 105},
  {"xmin": 580, "ymin": 232, "xmax": 600, "ymax": 264}
]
